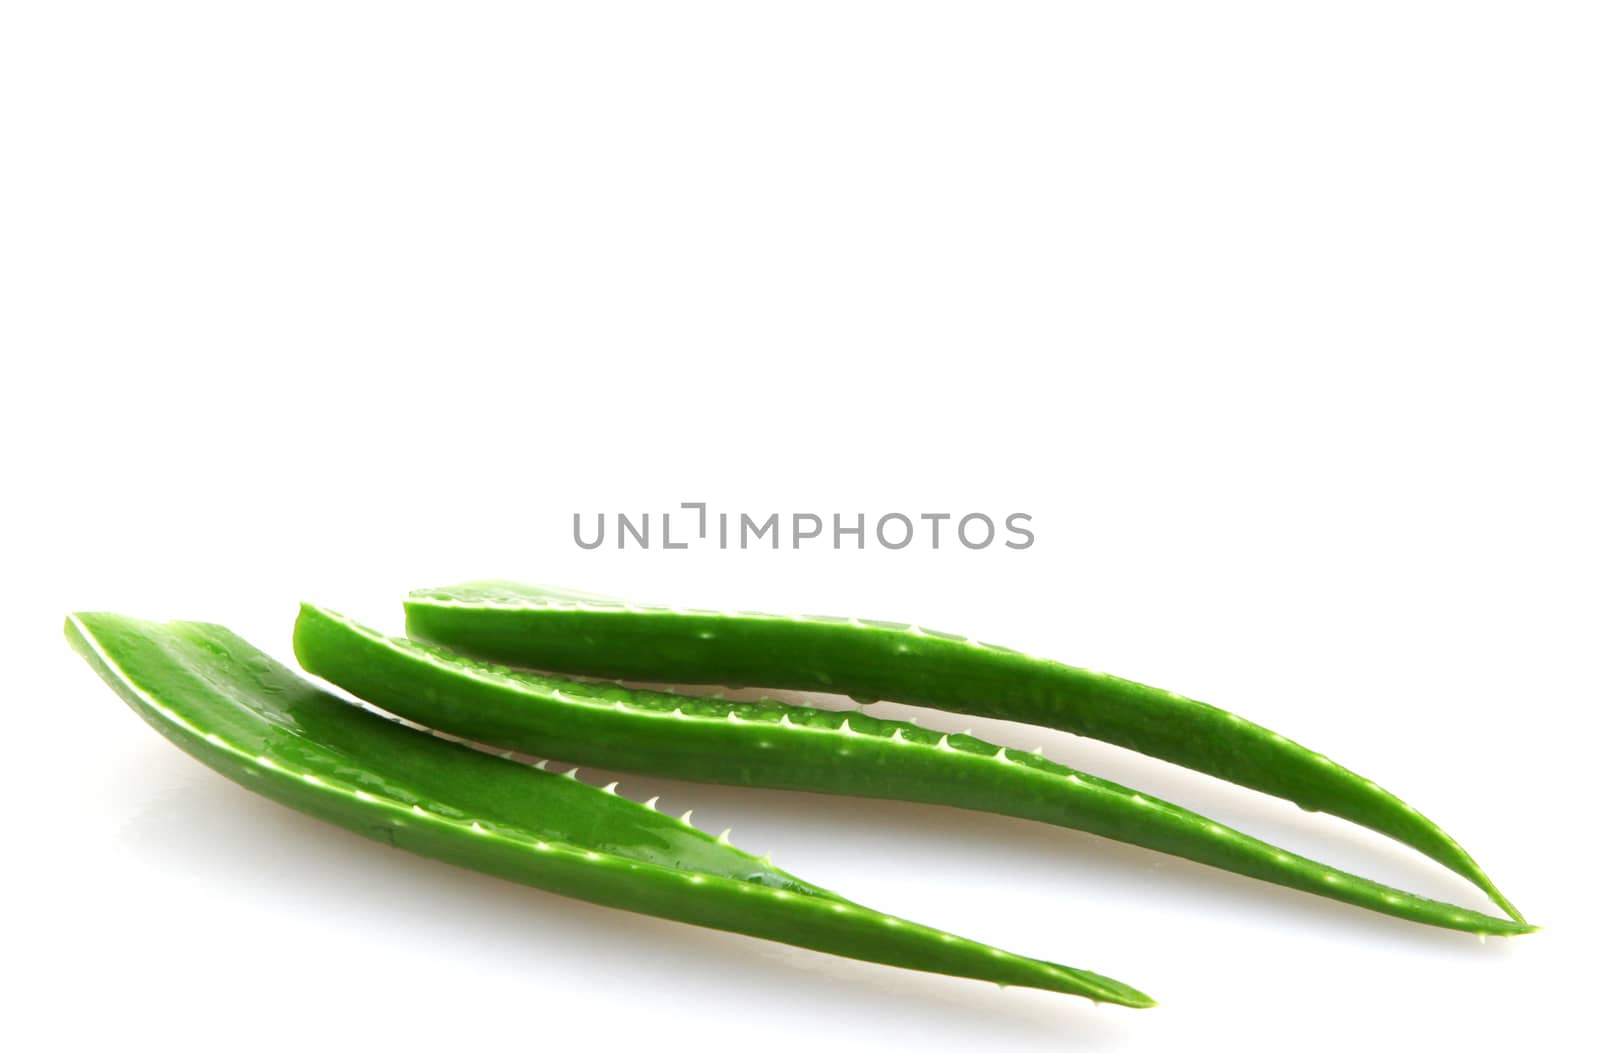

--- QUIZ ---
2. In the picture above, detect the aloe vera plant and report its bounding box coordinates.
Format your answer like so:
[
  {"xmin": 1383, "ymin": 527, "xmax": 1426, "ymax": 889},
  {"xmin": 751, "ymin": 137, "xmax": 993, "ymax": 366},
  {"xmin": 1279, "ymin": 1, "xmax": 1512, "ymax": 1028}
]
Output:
[
  {"xmin": 66, "ymin": 611, "xmax": 1156, "ymax": 1007},
  {"xmin": 405, "ymin": 580, "xmax": 1523, "ymax": 923},
  {"xmin": 297, "ymin": 602, "xmax": 1531, "ymax": 936}
]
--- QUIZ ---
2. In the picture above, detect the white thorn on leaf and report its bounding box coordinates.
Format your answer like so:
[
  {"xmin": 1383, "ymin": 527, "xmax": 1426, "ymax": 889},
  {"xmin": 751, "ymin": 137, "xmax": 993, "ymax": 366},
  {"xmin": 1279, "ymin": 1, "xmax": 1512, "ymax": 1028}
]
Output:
[
  {"xmin": 717, "ymin": 828, "xmax": 733, "ymax": 844},
  {"xmin": 681, "ymin": 809, "xmax": 695, "ymax": 825},
  {"xmin": 644, "ymin": 796, "xmax": 660, "ymax": 810},
  {"xmin": 533, "ymin": 759, "xmax": 549, "ymax": 770},
  {"xmin": 602, "ymin": 781, "xmax": 619, "ymax": 794}
]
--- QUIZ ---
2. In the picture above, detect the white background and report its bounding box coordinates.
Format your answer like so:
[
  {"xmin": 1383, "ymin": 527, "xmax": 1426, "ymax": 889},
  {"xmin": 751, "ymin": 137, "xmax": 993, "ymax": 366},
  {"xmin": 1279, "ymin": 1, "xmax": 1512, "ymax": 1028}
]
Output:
[{"xmin": 4, "ymin": 3, "xmax": 1595, "ymax": 1050}]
